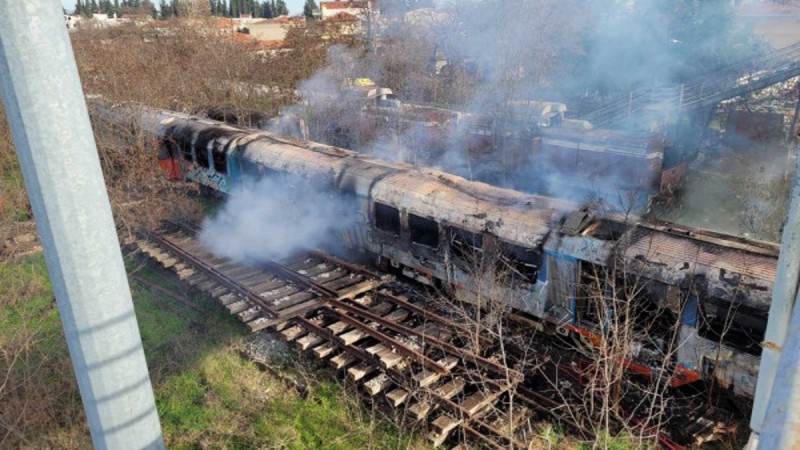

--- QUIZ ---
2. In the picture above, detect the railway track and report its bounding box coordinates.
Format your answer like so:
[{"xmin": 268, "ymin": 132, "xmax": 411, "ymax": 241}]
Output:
[{"xmin": 135, "ymin": 226, "xmax": 540, "ymax": 448}]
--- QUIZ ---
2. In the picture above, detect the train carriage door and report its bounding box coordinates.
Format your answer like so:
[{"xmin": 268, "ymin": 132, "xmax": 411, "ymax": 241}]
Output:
[
  {"xmin": 543, "ymin": 250, "xmax": 578, "ymax": 324},
  {"xmin": 178, "ymin": 136, "xmax": 194, "ymax": 177},
  {"xmin": 575, "ymin": 261, "xmax": 606, "ymax": 328},
  {"xmin": 406, "ymin": 212, "xmax": 441, "ymax": 278},
  {"xmin": 224, "ymin": 140, "xmax": 243, "ymax": 185},
  {"xmin": 194, "ymin": 139, "xmax": 211, "ymax": 170}
]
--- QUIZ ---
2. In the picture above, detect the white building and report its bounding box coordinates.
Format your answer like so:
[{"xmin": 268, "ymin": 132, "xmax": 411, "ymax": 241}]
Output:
[{"xmin": 320, "ymin": 1, "xmax": 370, "ymax": 21}]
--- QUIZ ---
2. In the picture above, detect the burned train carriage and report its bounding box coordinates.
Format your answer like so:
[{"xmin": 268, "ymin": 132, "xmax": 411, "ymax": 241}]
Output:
[{"xmin": 135, "ymin": 106, "xmax": 774, "ymax": 401}]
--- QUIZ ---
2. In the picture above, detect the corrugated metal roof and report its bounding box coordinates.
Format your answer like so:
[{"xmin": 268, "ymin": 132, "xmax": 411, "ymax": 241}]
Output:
[{"xmin": 625, "ymin": 228, "xmax": 776, "ymax": 284}]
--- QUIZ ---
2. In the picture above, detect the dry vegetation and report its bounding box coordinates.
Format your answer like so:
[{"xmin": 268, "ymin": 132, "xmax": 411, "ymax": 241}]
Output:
[
  {"xmin": 70, "ymin": 19, "xmax": 356, "ymax": 235},
  {"xmin": 0, "ymin": 19, "xmax": 403, "ymax": 449},
  {"xmin": 0, "ymin": 254, "xmax": 419, "ymax": 448}
]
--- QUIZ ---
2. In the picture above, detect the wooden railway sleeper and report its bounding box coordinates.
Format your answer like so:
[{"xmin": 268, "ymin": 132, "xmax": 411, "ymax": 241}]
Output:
[
  {"xmin": 377, "ymin": 291, "xmax": 494, "ymax": 349},
  {"xmin": 333, "ymin": 299, "xmax": 523, "ymax": 383},
  {"xmin": 325, "ymin": 307, "xmax": 448, "ymax": 375}
]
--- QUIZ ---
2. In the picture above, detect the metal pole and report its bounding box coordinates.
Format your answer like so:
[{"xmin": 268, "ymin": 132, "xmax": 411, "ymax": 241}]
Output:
[
  {"xmin": 759, "ymin": 289, "xmax": 800, "ymax": 449},
  {"xmin": 0, "ymin": 3, "xmax": 164, "ymax": 450},
  {"xmin": 748, "ymin": 139, "xmax": 800, "ymax": 445}
]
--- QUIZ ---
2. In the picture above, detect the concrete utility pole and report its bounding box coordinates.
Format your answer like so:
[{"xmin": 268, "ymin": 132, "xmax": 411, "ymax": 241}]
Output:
[
  {"xmin": 748, "ymin": 136, "xmax": 800, "ymax": 447},
  {"xmin": 0, "ymin": 2, "xmax": 164, "ymax": 450}
]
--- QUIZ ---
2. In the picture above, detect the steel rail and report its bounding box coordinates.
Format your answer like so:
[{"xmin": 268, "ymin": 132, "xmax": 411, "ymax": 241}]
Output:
[
  {"xmin": 150, "ymin": 233, "xmax": 284, "ymax": 318},
  {"xmin": 331, "ymin": 300, "xmax": 525, "ymax": 383},
  {"xmin": 376, "ymin": 291, "xmax": 495, "ymax": 349},
  {"xmin": 321, "ymin": 308, "xmax": 450, "ymax": 374}
]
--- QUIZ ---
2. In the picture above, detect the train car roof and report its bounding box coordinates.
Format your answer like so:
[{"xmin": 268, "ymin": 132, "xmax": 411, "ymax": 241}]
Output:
[
  {"xmin": 548, "ymin": 210, "xmax": 778, "ymax": 309},
  {"xmin": 370, "ymin": 169, "xmax": 573, "ymax": 248},
  {"xmin": 625, "ymin": 227, "xmax": 776, "ymax": 309}
]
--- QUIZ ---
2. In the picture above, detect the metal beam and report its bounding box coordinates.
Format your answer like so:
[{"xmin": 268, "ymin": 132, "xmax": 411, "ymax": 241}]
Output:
[{"xmin": 0, "ymin": 2, "xmax": 164, "ymax": 449}]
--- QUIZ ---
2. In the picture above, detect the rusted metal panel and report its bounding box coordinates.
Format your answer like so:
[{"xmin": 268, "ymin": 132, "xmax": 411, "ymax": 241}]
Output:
[{"xmin": 622, "ymin": 228, "xmax": 776, "ymax": 309}]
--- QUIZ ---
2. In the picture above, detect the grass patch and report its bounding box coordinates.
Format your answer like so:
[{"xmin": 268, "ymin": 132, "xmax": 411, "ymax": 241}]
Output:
[
  {"xmin": 0, "ymin": 254, "xmax": 422, "ymax": 449},
  {"xmin": 158, "ymin": 349, "xmax": 419, "ymax": 449}
]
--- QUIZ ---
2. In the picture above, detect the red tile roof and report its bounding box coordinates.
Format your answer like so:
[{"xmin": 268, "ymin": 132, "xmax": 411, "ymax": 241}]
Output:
[
  {"xmin": 329, "ymin": 11, "xmax": 360, "ymax": 21},
  {"xmin": 321, "ymin": 1, "xmax": 368, "ymax": 10}
]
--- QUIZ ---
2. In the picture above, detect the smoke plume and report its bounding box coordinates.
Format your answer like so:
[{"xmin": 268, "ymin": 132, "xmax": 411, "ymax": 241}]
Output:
[{"xmin": 199, "ymin": 174, "xmax": 355, "ymax": 263}]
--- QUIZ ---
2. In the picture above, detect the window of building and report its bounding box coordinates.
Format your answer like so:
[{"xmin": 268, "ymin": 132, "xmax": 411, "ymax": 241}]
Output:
[
  {"xmin": 409, "ymin": 213, "xmax": 439, "ymax": 248},
  {"xmin": 374, "ymin": 202, "xmax": 400, "ymax": 235}
]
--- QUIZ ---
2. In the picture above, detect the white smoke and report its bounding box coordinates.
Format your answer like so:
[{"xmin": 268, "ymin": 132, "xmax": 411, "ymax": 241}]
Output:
[{"xmin": 198, "ymin": 175, "xmax": 355, "ymax": 263}]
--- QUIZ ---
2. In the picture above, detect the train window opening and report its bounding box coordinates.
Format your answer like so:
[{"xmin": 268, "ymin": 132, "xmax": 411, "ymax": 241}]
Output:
[
  {"xmin": 212, "ymin": 145, "xmax": 228, "ymax": 175},
  {"xmin": 449, "ymin": 227, "xmax": 483, "ymax": 261},
  {"xmin": 157, "ymin": 139, "xmax": 178, "ymax": 161},
  {"xmin": 582, "ymin": 219, "xmax": 627, "ymax": 241},
  {"xmin": 500, "ymin": 243, "xmax": 539, "ymax": 283},
  {"xmin": 628, "ymin": 279, "xmax": 677, "ymax": 336},
  {"xmin": 409, "ymin": 214, "xmax": 439, "ymax": 248},
  {"xmin": 195, "ymin": 144, "xmax": 210, "ymax": 169},
  {"xmin": 697, "ymin": 300, "xmax": 765, "ymax": 357},
  {"xmin": 374, "ymin": 202, "xmax": 400, "ymax": 235},
  {"xmin": 180, "ymin": 141, "xmax": 193, "ymax": 161}
]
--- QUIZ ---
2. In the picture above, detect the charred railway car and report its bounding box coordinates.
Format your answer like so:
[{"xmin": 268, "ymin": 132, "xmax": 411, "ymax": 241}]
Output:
[
  {"xmin": 534, "ymin": 128, "xmax": 682, "ymax": 204},
  {"xmin": 117, "ymin": 104, "xmax": 775, "ymax": 401}
]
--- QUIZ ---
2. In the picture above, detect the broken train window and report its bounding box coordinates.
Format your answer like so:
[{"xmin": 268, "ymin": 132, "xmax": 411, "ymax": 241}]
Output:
[
  {"xmin": 157, "ymin": 138, "xmax": 179, "ymax": 161},
  {"xmin": 449, "ymin": 227, "xmax": 483, "ymax": 262},
  {"xmin": 211, "ymin": 142, "xmax": 228, "ymax": 175},
  {"xmin": 195, "ymin": 143, "xmax": 210, "ymax": 169},
  {"xmin": 697, "ymin": 298, "xmax": 766, "ymax": 357},
  {"xmin": 374, "ymin": 202, "xmax": 400, "ymax": 235},
  {"xmin": 409, "ymin": 213, "xmax": 439, "ymax": 248},
  {"xmin": 499, "ymin": 242, "xmax": 540, "ymax": 284}
]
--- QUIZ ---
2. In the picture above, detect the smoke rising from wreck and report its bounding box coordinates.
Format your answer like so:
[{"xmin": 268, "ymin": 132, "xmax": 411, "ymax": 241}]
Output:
[
  {"xmin": 264, "ymin": 1, "xmax": 765, "ymax": 211},
  {"xmin": 199, "ymin": 175, "xmax": 355, "ymax": 263},
  {"xmin": 195, "ymin": 0, "xmax": 783, "ymax": 263}
]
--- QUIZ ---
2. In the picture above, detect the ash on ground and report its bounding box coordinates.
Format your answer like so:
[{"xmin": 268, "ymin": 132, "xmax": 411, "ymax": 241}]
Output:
[
  {"xmin": 243, "ymin": 330, "xmax": 314, "ymax": 371},
  {"xmin": 243, "ymin": 331, "xmax": 291, "ymax": 363}
]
